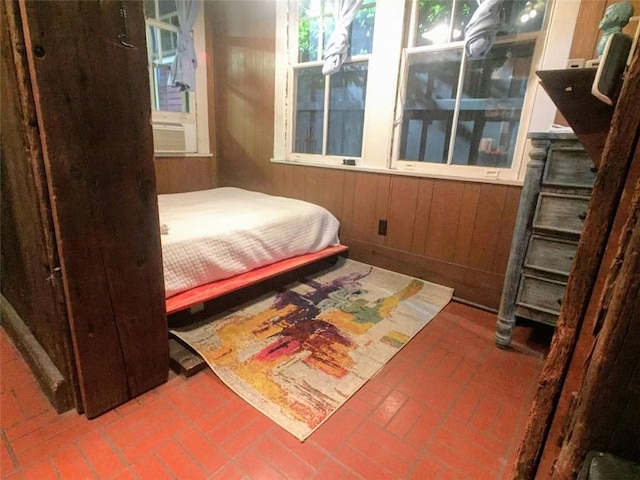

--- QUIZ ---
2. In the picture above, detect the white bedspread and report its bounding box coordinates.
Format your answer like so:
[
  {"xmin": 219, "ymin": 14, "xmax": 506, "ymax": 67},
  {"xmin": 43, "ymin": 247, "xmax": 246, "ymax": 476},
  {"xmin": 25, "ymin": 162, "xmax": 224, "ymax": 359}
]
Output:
[{"xmin": 158, "ymin": 188, "xmax": 340, "ymax": 298}]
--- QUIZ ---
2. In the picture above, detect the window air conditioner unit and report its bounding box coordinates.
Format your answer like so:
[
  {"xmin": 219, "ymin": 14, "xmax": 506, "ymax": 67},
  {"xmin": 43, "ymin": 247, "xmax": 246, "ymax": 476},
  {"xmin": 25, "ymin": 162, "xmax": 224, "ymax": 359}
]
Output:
[{"xmin": 152, "ymin": 123, "xmax": 187, "ymax": 153}]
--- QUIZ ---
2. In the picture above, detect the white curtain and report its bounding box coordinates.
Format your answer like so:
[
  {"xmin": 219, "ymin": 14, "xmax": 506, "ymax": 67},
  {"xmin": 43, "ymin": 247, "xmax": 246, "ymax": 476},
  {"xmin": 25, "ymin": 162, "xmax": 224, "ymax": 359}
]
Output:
[
  {"xmin": 322, "ymin": 0, "xmax": 364, "ymax": 75},
  {"xmin": 168, "ymin": 0, "xmax": 200, "ymax": 92},
  {"xmin": 464, "ymin": 0, "xmax": 504, "ymax": 58}
]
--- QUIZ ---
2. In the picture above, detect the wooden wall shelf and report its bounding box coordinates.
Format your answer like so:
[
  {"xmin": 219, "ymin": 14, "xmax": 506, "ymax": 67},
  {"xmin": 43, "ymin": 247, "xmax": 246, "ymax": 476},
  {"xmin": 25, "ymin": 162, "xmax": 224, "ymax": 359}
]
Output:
[{"xmin": 537, "ymin": 68, "xmax": 614, "ymax": 167}]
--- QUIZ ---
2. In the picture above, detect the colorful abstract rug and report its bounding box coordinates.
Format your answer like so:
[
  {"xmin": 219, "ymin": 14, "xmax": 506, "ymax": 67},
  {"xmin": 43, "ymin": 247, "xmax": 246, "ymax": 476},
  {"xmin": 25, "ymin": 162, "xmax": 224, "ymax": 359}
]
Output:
[{"xmin": 170, "ymin": 258, "xmax": 453, "ymax": 440}]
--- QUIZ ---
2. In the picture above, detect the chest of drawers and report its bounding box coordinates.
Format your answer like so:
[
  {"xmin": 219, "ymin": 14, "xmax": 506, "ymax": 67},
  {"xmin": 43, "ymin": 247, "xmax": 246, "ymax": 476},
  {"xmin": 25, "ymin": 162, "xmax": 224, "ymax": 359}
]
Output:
[{"xmin": 495, "ymin": 133, "xmax": 596, "ymax": 347}]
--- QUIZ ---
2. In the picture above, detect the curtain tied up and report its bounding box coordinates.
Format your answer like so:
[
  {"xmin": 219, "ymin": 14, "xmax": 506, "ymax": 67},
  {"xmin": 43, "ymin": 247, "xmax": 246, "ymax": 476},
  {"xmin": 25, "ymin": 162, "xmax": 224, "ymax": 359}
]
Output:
[
  {"xmin": 464, "ymin": 0, "xmax": 505, "ymax": 58},
  {"xmin": 169, "ymin": 0, "xmax": 200, "ymax": 92},
  {"xmin": 322, "ymin": 0, "xmax": 364, "ymax": 76}
]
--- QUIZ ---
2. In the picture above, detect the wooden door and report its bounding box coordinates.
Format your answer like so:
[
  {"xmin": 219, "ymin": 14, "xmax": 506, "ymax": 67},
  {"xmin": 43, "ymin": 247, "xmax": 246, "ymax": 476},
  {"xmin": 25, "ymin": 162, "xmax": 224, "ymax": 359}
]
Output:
[{"xmin": 17, "ymin": 0, "xmax": 168, "ymax": 418}]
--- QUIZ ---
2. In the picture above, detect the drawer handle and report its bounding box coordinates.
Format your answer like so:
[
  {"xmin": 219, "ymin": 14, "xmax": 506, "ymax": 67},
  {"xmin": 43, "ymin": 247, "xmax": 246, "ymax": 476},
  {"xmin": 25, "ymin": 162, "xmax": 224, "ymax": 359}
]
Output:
[
  {"xmin": 557, "ymin": 298, "xmax": 562, "ymax": 306},
  {"xmin": 590, "ymin": 166, "xmax": 598, "ymax": 174},
  {"xmin": 578, "ymin": 211, "xmax": 587, "ymax": 221}
]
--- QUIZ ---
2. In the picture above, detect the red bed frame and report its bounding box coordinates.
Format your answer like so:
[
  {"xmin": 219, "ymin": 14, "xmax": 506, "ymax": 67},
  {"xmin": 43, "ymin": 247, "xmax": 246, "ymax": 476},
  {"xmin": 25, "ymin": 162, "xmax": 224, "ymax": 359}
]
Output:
[{"xmin": 165, "ymin": 244, "xmax": 348, "ymax": 314}]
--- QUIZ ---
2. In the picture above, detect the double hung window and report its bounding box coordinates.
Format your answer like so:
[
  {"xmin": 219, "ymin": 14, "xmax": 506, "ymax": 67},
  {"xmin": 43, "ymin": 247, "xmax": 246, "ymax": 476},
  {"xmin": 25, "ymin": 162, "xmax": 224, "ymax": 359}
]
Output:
[{"xmin": 276, "ymin": 0, "xmax": 578, "ymax": 182}]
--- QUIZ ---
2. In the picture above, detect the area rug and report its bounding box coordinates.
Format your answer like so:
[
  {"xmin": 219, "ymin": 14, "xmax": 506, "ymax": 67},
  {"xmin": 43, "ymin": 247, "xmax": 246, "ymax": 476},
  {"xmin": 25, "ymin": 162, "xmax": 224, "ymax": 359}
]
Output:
[{"xmin": 170, "ymin": 258, "xmax": 453, "ymax": 441}]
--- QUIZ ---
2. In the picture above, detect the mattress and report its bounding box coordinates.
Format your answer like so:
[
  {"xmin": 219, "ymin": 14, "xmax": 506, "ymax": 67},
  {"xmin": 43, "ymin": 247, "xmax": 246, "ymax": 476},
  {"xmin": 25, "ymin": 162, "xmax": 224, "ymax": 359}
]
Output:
[{"xmin": 157, "ymin": 187, "xmax": 340, "ymax": 298}]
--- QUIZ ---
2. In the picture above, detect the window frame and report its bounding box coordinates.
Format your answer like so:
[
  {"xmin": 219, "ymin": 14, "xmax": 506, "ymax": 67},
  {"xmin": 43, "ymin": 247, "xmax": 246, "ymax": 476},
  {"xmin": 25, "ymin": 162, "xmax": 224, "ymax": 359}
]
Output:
[
  {"xmin": 144, "ymin": 0, "xmax": 210, "ymax": 156},
  {"xmin": 273, "ymin": 0, "xmax": 578, "ymax": 183},
  {"xmin": 390, "ymin": 31, "xmax": 544, "ymax": 182}
]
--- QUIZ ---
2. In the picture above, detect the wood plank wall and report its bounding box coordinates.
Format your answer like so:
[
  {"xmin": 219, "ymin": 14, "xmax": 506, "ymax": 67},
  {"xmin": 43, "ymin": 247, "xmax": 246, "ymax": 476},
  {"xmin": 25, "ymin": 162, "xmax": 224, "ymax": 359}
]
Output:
[
  {"xmin": 154, "ymin": 156, "xmax": 217, "ymax": 194},
  {"xmin": 274, "ymin": 166, "xmax": 521, "ymax": 309}
]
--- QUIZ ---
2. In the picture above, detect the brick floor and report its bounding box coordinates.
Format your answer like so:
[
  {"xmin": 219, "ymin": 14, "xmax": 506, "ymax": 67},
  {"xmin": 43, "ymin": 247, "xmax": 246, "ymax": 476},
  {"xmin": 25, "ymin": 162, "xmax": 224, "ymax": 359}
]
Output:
[{"xmin": 0, "ymin": 302, "xmax": 549, "ymax": 479}]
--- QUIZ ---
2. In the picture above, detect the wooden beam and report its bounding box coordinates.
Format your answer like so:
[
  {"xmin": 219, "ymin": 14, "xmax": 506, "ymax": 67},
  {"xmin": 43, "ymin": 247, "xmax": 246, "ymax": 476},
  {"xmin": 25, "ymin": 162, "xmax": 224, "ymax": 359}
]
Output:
[
  {"xmin": 1, "ymin": 0, "xmax": 79, "ymax": 412},
  {"xmin": 18, "ymin": 0, "xmax": 168, "ymax": 417},
  {"xmin": 511, "ymin": 52, "xmax": 640, "ymax": 479},
  {"xmin": 0, "ymin": 296, "xmax": 69, "ymax": 413},
  {"xmin": 553, "ymin": 179, "xmax": 640, "ymax": 478}
]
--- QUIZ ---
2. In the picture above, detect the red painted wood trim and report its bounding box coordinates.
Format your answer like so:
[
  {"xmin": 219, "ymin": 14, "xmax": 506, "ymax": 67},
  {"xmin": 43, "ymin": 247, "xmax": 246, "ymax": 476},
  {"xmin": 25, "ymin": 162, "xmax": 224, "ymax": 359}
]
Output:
[{"xmin": 166, "ymin": 245, "xmax": 348, "ymax": 314}]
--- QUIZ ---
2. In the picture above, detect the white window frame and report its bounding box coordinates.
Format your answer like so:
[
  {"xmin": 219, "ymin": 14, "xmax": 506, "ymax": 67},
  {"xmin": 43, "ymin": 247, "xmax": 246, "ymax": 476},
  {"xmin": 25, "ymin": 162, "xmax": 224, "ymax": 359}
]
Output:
[
  {"xmin": 274, "ymin": 0, "xmax": 580, "ymax": 183},
  {"xmin": 145, "ymin": 0, "xmax": 210, "ymax": 155}
]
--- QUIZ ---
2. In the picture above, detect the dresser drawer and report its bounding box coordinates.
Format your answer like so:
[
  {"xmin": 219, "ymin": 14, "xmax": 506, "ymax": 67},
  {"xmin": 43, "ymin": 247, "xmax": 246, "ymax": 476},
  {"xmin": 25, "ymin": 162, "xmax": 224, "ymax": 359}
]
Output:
[
  {"xmin": 543, "ymin": 147, "xmax": 596, "ymax": 189},
  {"xmin": 516, "ymin": 274, "xmax": 567, "ymax": 316},
  {"xmin": 533, "ymin": 193, "xmax": 590, "ymax": 235},
  {"xmin": 524, "ymin": 235, "xmax": 578, "ymax": 276}
]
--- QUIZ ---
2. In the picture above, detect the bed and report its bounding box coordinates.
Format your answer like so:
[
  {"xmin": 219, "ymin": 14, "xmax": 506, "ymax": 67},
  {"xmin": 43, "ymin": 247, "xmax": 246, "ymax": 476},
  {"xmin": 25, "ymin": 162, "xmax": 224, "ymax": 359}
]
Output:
[{"xmin": 157, "ymin": 187, "xmax": 347, "ymax": 314}]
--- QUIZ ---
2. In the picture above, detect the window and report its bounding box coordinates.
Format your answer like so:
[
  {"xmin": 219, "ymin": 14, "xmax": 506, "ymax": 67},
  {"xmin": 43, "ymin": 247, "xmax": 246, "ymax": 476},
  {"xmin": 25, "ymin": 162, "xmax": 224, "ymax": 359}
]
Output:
[
  {"xmin": 292, "ymin": 0, "xmax": 375, "ymax": 159},
  {"xmin": 275, "ymin": 0, "xmax": 581, "ymax": 182},
  {"xmin": 144, "ymin": 0, "xmax": 210, "ymax": 155}
]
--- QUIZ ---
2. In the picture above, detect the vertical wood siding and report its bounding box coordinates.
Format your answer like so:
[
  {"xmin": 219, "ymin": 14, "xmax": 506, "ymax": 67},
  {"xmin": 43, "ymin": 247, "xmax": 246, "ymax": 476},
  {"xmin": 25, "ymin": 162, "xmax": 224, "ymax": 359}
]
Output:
[{"xmin": 154, "ymin": 156, "xmax": 217, "ymax": 194}]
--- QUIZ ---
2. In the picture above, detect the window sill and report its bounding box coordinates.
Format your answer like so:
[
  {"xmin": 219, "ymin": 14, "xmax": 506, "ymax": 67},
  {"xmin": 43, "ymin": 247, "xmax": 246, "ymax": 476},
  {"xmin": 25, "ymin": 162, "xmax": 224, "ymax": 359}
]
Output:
[{"xmin": 270, "ymin": 158, "xmax": 524, "ymax": 186}]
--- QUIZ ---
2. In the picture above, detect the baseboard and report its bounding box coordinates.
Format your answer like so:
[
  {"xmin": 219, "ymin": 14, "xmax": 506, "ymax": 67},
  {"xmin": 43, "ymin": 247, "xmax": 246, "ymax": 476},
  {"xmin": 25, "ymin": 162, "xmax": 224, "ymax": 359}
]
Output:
[
  {"xmin": 342, "ymin": 238, "xmax": 504, "ymax": 311},
  {"xmin": 0, "ymin": 294, "xmax": 73, "ymax": 413}
]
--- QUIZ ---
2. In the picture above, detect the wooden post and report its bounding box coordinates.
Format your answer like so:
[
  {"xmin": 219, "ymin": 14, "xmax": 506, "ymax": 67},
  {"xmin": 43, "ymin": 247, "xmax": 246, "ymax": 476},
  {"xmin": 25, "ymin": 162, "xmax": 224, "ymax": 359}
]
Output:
[
  {"xmin": 552, "ymin": 180, "xmax": 640, "ymax": 478},
  {"xmin": 18, "ymin": 0, "xmax": 168, "ymax": 417},
  {"xmin": 511, "ymin": 52, "xmax": 640, "ymax": 479}
]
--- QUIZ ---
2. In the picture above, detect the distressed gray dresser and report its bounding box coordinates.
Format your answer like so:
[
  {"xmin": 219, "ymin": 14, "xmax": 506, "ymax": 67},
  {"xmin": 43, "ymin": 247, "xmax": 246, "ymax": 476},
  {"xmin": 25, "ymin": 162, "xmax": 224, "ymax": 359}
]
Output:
[{"xmin": 495, "ymin": 132, "xmax": 596, "ymax": 347}]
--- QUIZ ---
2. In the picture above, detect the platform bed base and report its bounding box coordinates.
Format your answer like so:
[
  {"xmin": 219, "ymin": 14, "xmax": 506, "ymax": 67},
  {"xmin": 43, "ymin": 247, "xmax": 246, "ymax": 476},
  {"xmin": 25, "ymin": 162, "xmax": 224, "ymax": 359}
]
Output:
[{"xmin": 167, "ymin": 245, "xmax": 348, "ymax": 376}]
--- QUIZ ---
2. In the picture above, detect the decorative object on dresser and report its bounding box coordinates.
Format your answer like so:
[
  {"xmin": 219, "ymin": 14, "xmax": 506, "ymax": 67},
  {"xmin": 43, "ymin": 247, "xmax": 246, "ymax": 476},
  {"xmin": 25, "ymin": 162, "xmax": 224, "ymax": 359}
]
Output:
[{"xmin": 495, "ymin": 132, "xmax": 597, "ymax": 347}]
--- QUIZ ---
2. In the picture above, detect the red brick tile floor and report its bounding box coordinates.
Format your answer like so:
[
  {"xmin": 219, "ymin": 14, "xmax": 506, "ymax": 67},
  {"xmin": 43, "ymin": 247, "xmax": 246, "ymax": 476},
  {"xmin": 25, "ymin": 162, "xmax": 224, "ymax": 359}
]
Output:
[{"xmin": 1, "ymin": 302, "xmax": 551, "ymax": 480}]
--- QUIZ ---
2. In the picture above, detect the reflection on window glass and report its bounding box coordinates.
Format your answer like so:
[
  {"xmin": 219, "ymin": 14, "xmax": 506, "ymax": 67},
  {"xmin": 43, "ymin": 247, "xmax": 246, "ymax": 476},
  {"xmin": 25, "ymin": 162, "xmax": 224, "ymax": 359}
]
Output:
[
  {"xmin": 414, "ymin": 0, "xmax": 546, "ymax": 47},
  {"xmin": 145, "ymin": 0, "xmax": 179, "ymax": 26},
  {"xmin": 294, "ymin": 67, "xmax": 326, "ymax": 154},
  {"xmin": 506, "ymin": 0, "xmax": 546, "ymax": 33},
  {"xmin": 415, "ymin": 0, "xmax": 456, "ymax": 46},
  {"xmin": 400, "ymin": 49, "xmax": 462, "ymax": 163},
  {"xmin": 452, "ymin": 41, "xmax": 534, "ymax": 167},
  {"xmin": 298, "ymin": 0, "xmax": 375, "ymax": 62},
  {"xmin": 327, "ymin": 63, "xmax": 368, "ymax": 157},
  {"xmin": 147, "ymin": 25, "xmax": 189, "ymax": 113},
  {"xmin": 350, "ymin": 2, "xmax": 376, "ymax": 55}
]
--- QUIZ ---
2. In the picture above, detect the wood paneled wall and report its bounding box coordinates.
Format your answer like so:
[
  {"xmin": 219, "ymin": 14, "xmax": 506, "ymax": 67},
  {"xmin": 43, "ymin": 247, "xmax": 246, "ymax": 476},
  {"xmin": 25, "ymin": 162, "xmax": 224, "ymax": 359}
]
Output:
[
  {"xmin": 154, "ymin": 156, "xmax": 217, "ymax": 194},
  {"xmin": 207, "ymin": 1, "xmax": 277, "ymax": 195},
  {"xmin": 208, "ymin": 1, "xmax": 520, "ymax": 310},
  {"xmin": 272, "ymin": 165, "xmax": 520, "ymax": 309}
]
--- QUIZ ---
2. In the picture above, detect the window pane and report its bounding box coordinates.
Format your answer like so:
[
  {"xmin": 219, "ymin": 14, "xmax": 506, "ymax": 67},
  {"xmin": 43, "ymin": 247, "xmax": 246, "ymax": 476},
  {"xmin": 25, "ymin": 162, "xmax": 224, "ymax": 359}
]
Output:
[
  {"xmin": 452, "ymin": 41, "xmax": 535, "ymax": 167},
  {"xmin": 414, "ymin": 0, "xmax": 546, "ymax": 46},
  {"xmin": 350, "ymin": 3, "xmax": 376, "ymax": 55},
  {"xmin": 327, "ymin": 63, "xmax": 368, "ymax": 157},
  {"xmin": 299, "ymin": 0, "xmax": 322, "ymax": 18},
  {"xmin": 451, "ymin": 1, "xmax": 478, "ymax": 41},
  {"xmin": 299, "ymin": 17, "xmax": 320, "ymax": 62},
  {"xmin": 294, "ymin": 67, "xmax": 326, "ymax": 154},
  {"xmin": 147, "ymin": 25, "xmax": 189, "ymax": 113},
  {"xmin": 399, "ymin": 48, "xmax": 462, "ymax": 163},
  {"xmin": 323, "ymin": 15, "xmax": 335, "ymax": 58},
  {"xmin": 144, "ymin": 0, "xmax": 179, "ymax": 26},
  {"xmin": 505, "ymin": 0, "xmax": 546, "ymax": 33},
  {"xmin": 415, "ymin": 0, "xmax": 455, "ymax": 46}
]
